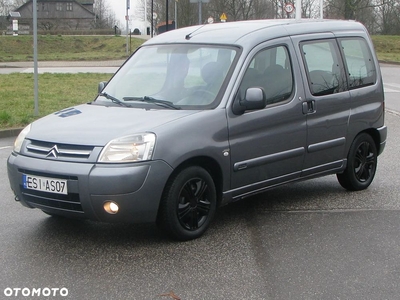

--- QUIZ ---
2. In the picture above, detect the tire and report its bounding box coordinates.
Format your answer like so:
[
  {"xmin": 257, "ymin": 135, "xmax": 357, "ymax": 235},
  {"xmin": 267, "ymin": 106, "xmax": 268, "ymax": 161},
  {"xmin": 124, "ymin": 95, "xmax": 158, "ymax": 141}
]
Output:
[
  {"xmin": 157, "ymin": 166, "xmax": 217, "ymax": 241},
  {"xmin": 337, "ymin": 133, "xmax": 377, "ymax": 191}
]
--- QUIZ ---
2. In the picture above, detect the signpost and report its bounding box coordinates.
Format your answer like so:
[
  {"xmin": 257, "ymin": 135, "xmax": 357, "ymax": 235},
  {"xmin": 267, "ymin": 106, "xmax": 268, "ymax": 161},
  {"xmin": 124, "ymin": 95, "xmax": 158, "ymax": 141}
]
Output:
[
  {"xmin": 9, "ymin": 12, "xmax": 21, "ymax": 36},
  {"xmin": 284, "ymin": 3, "xmax": 294, "ymax": 18},
  {"xmin": 189, "ymin": 0, "xmax": 209, "ymax": 24}
]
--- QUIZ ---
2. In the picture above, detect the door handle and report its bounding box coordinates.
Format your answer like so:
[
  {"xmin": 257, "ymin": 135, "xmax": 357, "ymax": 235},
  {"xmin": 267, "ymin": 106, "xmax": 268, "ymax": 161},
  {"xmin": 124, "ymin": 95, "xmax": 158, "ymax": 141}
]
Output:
[{"xmin": 302, "ymin": 100, "xmax": 316, "ymax": 114}]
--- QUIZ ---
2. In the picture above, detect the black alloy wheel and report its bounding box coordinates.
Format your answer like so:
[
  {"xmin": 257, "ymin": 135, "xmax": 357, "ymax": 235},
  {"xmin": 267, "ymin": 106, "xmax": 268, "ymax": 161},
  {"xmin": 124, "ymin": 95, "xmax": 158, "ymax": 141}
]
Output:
[
  {"xmin": 177, "ymin": 177, "xmax": 212, "ymax": 230},
  {"xmin": 337, "ymin": 133, "xmax": 377, "ymax": 191},
  {"xmin": 157, "ymin": 166, "xmax": 217, "ymax": 241}
]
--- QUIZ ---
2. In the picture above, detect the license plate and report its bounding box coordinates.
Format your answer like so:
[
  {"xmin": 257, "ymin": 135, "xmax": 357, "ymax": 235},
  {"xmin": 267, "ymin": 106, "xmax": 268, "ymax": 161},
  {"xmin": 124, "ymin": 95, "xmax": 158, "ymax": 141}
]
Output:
[{"xmin": 23, "ymin": 174, "xmax": 68, "ymax": 195}]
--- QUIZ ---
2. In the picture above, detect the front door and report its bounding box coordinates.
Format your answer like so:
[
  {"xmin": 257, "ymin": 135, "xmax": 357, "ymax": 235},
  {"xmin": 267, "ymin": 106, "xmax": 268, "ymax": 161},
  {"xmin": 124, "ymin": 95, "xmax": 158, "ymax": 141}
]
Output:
[{"xmin": 227, "ymin": 38, "xmax": 307, "ymax": 199}]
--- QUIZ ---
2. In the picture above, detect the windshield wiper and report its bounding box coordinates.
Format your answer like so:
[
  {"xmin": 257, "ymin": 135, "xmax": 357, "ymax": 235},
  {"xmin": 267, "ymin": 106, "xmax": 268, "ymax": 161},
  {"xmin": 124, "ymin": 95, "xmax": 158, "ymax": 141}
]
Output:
[
  {"xmin": 123, "ymin": 96, "xmax": 181, "ymax": 110},
  {"xmin": 99, "ymin": 92, "xmax": 130, "ymax": 107}
]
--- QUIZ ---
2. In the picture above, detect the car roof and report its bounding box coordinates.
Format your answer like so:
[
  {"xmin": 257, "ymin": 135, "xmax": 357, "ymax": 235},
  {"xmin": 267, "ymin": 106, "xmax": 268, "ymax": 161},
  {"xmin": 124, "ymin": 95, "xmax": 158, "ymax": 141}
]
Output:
[{"xmin": 144, "ymin": 19, "xmax": 367, "ymax": 47}]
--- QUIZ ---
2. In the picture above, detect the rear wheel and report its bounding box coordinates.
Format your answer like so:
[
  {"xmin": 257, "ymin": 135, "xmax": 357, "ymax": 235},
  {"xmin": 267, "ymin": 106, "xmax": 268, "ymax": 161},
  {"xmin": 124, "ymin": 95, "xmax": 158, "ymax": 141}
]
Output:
[
  {"xmin": 157, "ymin": 166, "xmax": 217, "ymax": 241},
  {"xmin": 337, "ymin": 133, "xmax": 377, "ymax": 191}
]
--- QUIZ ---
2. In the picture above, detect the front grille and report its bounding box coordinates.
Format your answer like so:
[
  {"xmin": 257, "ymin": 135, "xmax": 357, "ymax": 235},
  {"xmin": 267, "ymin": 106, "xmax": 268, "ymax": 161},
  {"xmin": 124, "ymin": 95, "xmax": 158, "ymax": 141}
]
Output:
[
  {"xmin": 21, "ymin": 187, "xmax": 83, "ymax": 213},
  {"xmin": 25, "ymin": 140, "xmax": 96, "ymax": 161}
]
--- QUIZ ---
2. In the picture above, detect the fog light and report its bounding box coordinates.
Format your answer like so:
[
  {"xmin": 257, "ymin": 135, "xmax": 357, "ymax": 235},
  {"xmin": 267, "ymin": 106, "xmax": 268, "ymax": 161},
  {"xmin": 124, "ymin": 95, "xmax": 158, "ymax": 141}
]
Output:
[{"xmin": 104, "ymin": 201, "xmax": 119, "ymax": 214}]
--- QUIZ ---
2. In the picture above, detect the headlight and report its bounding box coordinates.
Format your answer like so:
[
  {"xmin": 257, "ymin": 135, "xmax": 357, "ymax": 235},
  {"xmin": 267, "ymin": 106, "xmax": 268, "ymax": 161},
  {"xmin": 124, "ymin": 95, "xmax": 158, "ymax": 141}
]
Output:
[
  {"xmin": 14, "ymin": 124, "xmax": 31, "ymax": 153},
  {"xmin": 98, "ymin": 133, "xmax": 156, "ymax": 163}
]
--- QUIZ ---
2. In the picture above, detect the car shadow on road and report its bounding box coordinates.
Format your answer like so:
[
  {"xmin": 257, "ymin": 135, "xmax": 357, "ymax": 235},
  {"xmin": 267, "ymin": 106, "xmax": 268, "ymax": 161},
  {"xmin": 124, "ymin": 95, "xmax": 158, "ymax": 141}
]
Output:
[
  {"xmin": 212, "ymin": 175, "xmax": 347, "ymax": 225},
  {"xmin": 23, "ymin": 176, "xmax": 350, "ymax": 249}
]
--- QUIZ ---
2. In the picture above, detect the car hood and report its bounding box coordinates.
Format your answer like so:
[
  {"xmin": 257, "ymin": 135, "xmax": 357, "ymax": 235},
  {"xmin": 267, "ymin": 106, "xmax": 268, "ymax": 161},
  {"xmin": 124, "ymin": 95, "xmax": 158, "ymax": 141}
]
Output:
[{"xmin": 28, "ymin": 104, "xmax": 201, "ymax": 146}]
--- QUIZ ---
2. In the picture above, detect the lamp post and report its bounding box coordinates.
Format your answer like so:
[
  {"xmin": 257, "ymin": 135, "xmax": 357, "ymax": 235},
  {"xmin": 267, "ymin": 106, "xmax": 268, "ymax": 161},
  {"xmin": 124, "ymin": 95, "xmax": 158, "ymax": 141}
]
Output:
[
  {"xmin": 166, "ymin": 0, "xmax": 168, "ymax": 32},
  {"xmin": 151, "ymin": 0, "xmax": 154, "ymax": 37},
  {"xmin": 126, "ymin": 0, "xmax": 130, "ymax": 54},
  {"xmin": 175, "ymin": 0, "xmax": 177, "ymax": 29},
  {"xmin": 295, "ymin": 0, "xmax": 301, "ymax": 20},
  {"xmin": 33, "ymin": 0, "xmax": 39, "ymax": 116},
  {"xmin": 320, "ymin": 0, "xmax": 323, "ymax": 19}
]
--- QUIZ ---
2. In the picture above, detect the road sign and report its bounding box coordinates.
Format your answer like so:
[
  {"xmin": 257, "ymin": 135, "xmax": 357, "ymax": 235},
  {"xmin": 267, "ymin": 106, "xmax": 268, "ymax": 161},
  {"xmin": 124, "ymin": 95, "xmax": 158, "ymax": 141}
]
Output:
[
  {"xmin": 220, "ymin": 13, "xmax": 227, "ymax": 22},
  {"xmin": 284, "ymin": 3, "xmax": 294, "ymax": 13}
]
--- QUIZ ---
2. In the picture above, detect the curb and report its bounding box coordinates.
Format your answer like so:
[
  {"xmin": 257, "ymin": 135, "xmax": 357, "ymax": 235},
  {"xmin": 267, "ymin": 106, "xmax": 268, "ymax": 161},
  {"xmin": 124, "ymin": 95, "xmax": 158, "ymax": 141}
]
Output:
[
  {"xmin": 0, "ymin": 128, "xmax": 22, "ymax": 139},
  {"xmin": 0, "ymin": 60, "xmax": 125, "ymax": 68}
]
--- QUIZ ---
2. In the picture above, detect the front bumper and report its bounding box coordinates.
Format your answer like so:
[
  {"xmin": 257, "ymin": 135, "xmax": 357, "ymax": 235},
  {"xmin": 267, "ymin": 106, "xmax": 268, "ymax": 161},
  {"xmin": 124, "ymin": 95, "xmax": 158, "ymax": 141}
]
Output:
[{"xmin": 7, "ymin": 153, "xmax": 173, "ymax": 223}]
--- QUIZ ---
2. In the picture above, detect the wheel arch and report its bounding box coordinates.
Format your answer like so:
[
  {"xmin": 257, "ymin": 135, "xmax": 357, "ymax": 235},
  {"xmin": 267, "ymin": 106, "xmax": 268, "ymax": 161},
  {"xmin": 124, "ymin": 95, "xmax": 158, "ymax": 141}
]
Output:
[
  {"xmin": 161, "ymin": 156, "xmax": 224, "ymax": 207},
  {"xmin": 362, "ymin": 128, "xmax": 382, "ymax": 155}
]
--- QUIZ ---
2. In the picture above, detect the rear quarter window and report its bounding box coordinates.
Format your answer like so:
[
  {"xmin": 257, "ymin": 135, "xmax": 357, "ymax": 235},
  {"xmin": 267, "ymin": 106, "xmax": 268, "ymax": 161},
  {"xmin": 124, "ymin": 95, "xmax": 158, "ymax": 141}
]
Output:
[{"xmin": 339, "ymin": 38, "xmax": 377, "ymax": 89}]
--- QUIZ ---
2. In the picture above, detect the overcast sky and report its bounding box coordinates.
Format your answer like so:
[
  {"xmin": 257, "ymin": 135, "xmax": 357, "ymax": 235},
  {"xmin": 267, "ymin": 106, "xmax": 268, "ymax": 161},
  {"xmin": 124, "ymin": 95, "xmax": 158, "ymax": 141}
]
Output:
[
  {"xmin": 109, "ymin": 0, "xmax": 139, "ymax": 28},
  {"xmin": 109, "ymin": 1, "xmax": 127, "ymax": 25}
]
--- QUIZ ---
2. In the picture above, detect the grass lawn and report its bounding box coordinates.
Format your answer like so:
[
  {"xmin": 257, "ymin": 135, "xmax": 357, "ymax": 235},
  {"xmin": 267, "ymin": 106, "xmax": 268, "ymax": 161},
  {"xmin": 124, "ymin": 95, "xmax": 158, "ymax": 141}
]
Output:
[
  {"xmin": 0, "ymin": 73, "xmax": 112, "ymax": 128},
  {"xmin": 0, "ymin": 34, "xmax": 399, "ymax": 63},
  {"xmin": 0, "ymin": 35, "xmax": 144, "ymax": 62},
  {"xmin": 371, "ymin": 35, "xmax": 400, "ymax": 63}
]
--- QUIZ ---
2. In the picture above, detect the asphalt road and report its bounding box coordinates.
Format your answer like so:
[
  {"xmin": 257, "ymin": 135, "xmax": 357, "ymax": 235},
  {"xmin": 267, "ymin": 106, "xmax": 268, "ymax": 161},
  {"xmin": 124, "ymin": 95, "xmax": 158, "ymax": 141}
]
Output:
[
  {"xmin": 381, "ymin": 63, "xmax": 400, "ymax": 113},
  {"xmin": 1, "ymin": 66, "xmax": 400, "ymax": 299},
  {"xmin": 0, "ymin": 60, "xmax": 122, "ymax": 74}
]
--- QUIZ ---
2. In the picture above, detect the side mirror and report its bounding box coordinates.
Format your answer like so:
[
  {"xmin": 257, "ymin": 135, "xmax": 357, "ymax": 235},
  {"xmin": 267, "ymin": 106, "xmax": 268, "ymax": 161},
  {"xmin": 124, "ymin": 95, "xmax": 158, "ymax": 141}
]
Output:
[
  {"xmin": 232, "ymin": 87, "xmax": 267, "ymax": 115},
  {"xmin": 98, "ymin": 81, "xmax": 108, "ymax": 94}
]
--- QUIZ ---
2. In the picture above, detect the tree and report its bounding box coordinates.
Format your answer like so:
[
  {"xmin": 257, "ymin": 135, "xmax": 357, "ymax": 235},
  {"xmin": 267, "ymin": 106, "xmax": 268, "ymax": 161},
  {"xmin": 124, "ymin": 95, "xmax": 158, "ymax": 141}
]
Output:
[
  {"xmin": 301, "ymin": 0, "xmax": 320, "ymax": 18},
  {"xmin": 1, "ymin": 0, "xmax": 14, "ymax": 15},
  {"xmin": 325, "ymin": 0, "xmax": 376, "ymax": 19},
  {"xmin": 94, "ymin": 0, "xmax": 118, "ymax": 29},
  {"xmin": 131, "ymin": 0, "xmax": 400, "ymax": 35},
  {"xmin": 375, "ymin": 0, "xmax": 400, "ymax": 34}
]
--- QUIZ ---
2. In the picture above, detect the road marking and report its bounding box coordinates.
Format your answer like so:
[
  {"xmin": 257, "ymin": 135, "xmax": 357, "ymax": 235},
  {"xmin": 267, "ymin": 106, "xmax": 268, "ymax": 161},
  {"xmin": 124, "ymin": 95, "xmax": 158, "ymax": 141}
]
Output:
[
  {"xmin": 0, "ymin": 146, "xmax": 12, "ymax": 150},
  {"xmin": 385, "ymin": 82, "xmax": 400, "ymax": 88},
  {"xmin": 384, "ymin": 83, "xmax": 400, "ymax": 93},
  {"xmin": 385, "ymin": 88, "xmax": 400, "ymax": 93}
]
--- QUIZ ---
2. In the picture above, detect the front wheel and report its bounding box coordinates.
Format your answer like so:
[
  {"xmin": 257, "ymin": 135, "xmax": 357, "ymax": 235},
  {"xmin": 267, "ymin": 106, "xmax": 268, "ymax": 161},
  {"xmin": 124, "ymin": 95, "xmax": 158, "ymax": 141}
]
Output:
[
  {"xmin": 337, "ymin": 133, "xmax": 377, "ymax": 191},
  {"xmin": 157, "ymin": 166, "xmax": 217, "ymax": 241}
]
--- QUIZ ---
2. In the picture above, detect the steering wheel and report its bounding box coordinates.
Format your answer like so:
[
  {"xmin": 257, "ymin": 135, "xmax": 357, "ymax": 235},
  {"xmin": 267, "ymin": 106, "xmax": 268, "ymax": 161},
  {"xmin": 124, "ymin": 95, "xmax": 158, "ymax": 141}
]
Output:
[{"xmin": 179, "ymin": 89, "xmax": 216, "ymax": 105}]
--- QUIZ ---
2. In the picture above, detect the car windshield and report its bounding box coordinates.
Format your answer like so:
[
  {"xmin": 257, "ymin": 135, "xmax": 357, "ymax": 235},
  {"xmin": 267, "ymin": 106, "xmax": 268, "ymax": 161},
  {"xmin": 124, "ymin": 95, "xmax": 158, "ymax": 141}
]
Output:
[{"xmin": 96, "ymin": 44, "xmax": 238, "ymax": 109}]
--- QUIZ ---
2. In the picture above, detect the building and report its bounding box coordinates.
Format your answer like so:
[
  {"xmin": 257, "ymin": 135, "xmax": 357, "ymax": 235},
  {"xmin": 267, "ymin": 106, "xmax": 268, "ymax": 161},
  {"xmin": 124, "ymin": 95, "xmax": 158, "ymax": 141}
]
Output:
[{"xmin": 15, "ymin": 0, "xmax": 95, "ymax": 32}]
